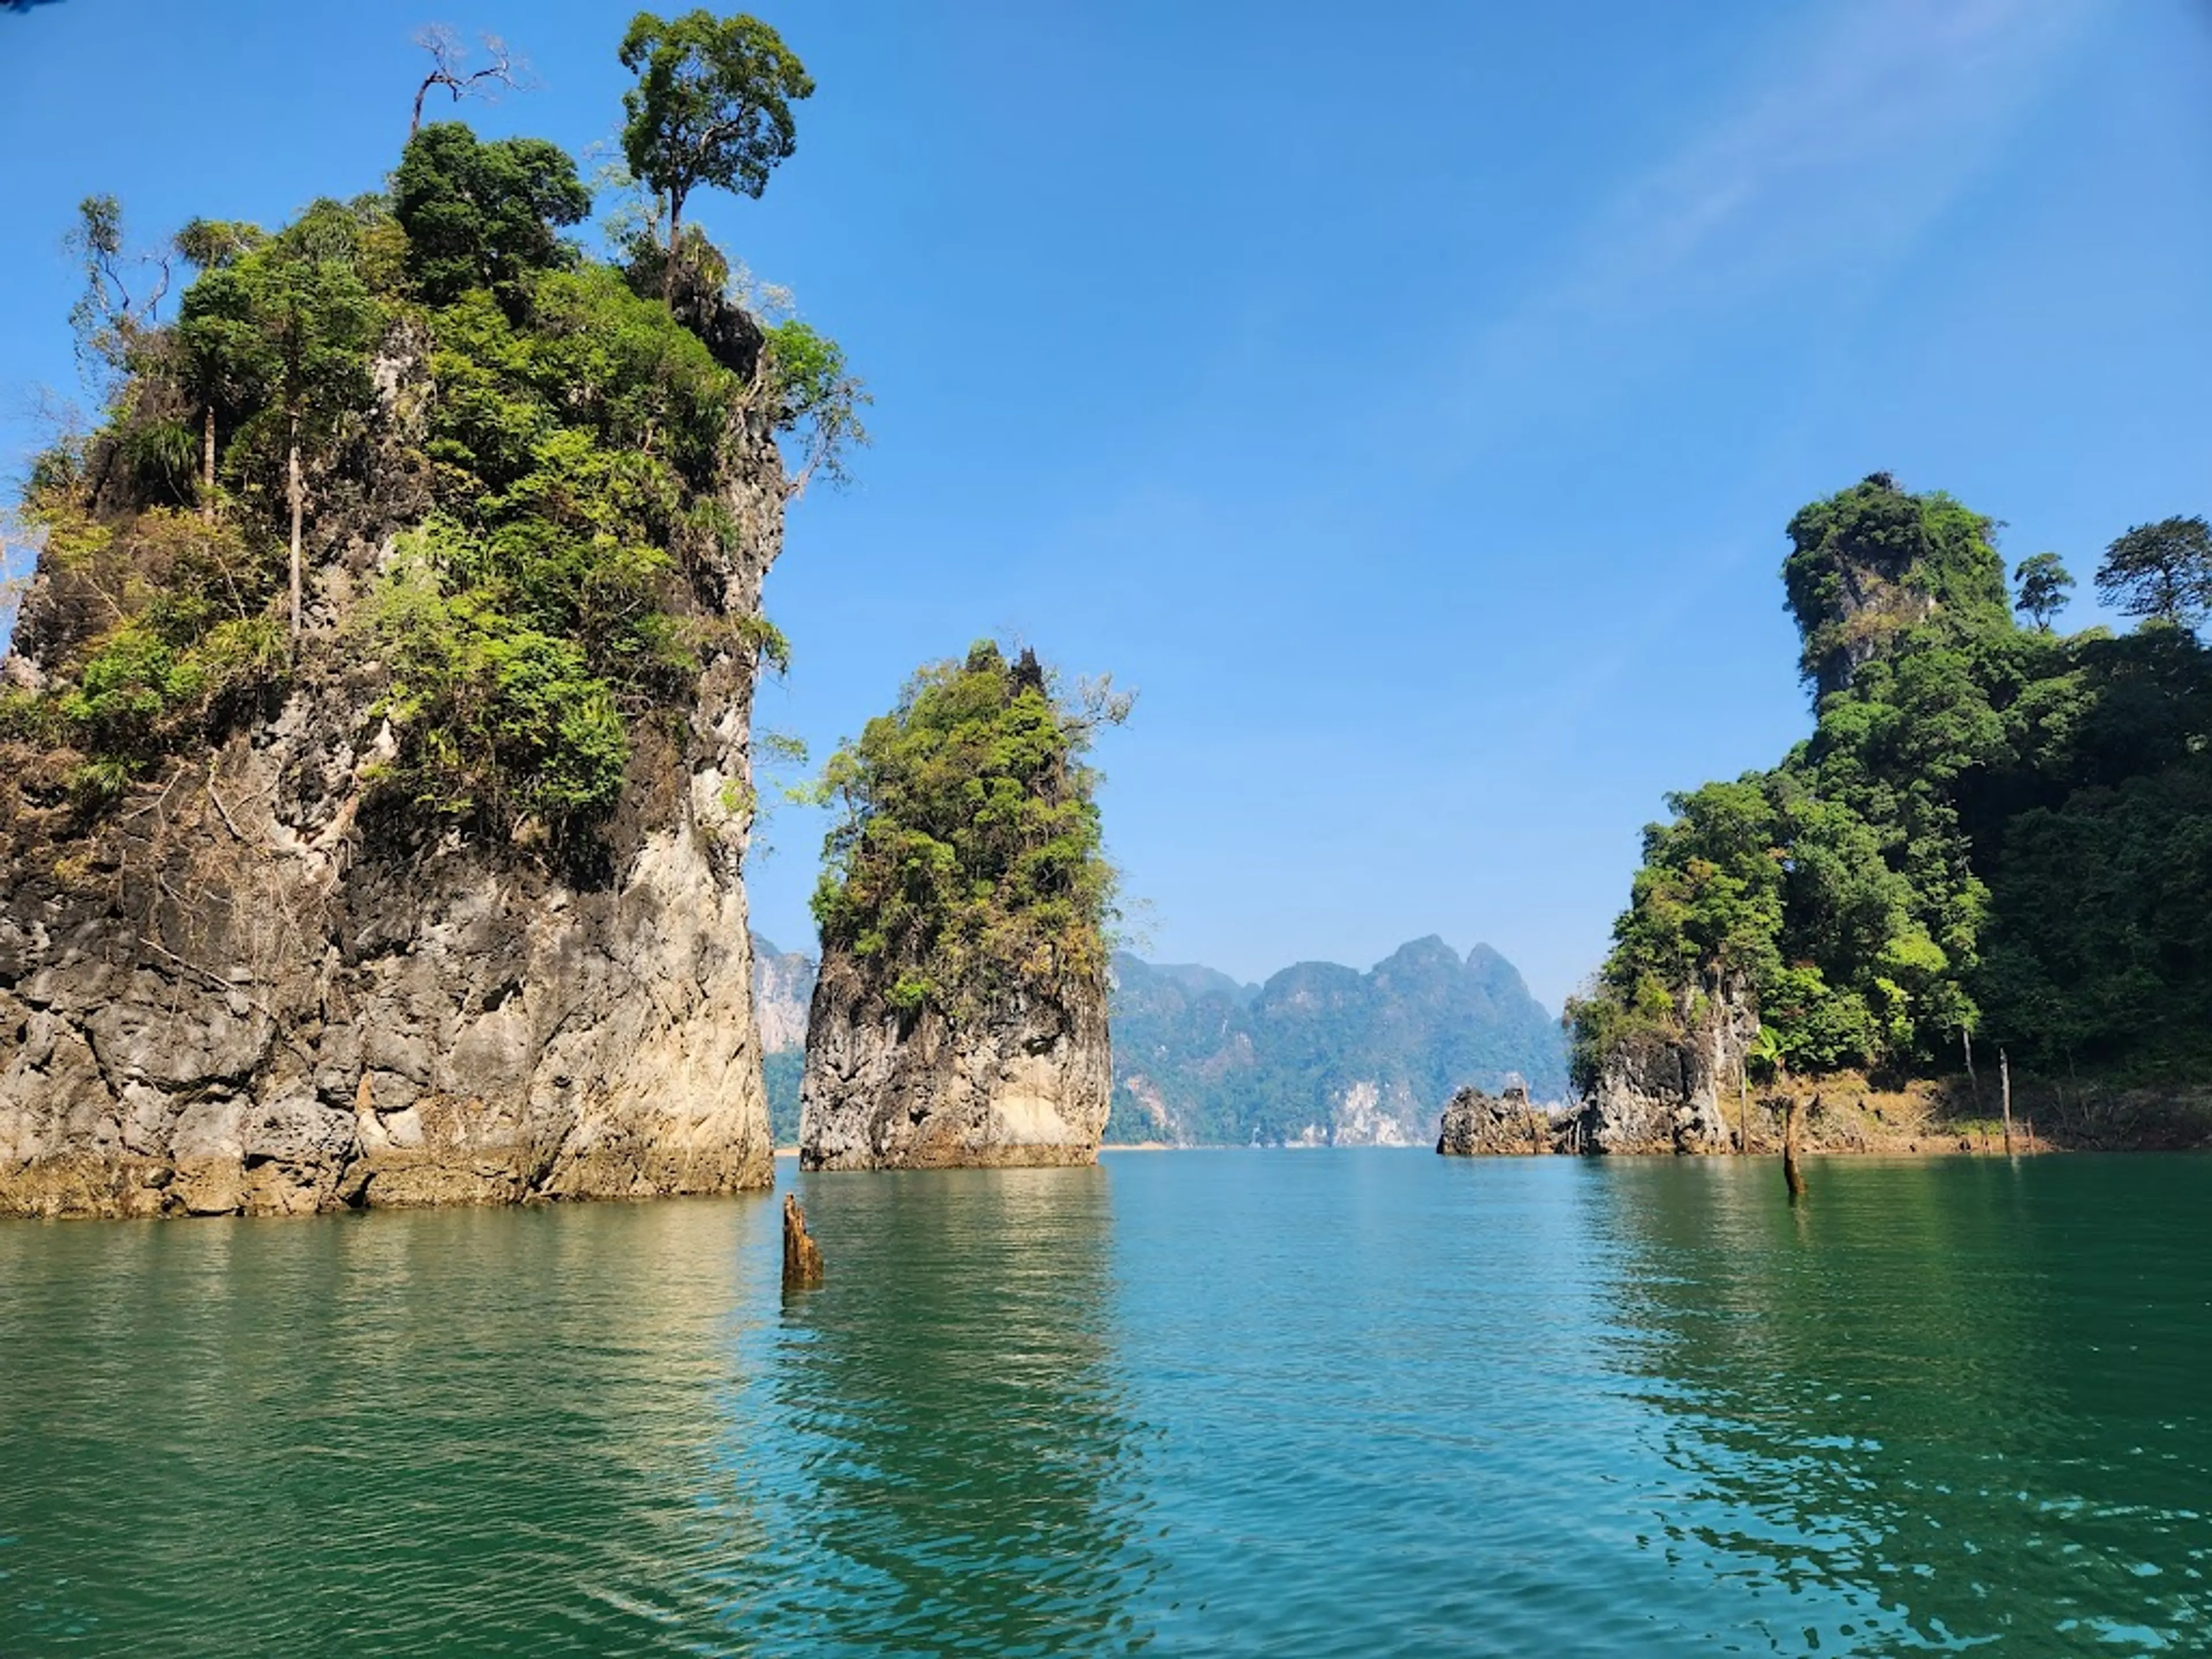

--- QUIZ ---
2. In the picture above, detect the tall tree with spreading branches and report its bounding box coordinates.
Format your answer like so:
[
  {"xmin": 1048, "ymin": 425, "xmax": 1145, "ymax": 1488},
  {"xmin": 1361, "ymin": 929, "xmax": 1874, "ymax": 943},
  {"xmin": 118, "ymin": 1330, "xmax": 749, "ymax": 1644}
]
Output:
[
  {"xmin": 2097, "ymin": 516, "xmax": 2212, "ymax": 631},
  {"xmin": 2013, "ymin": 551, "xmax": 2074, "ymax": 631},
  {"xmin": 618, "ymin": 10, "xmax": 813, "ymax": 299},
  {"xmin": 172, "ymin": 218, "xmax": 267, "ymax": 517},
  {"xmin": 179, "ymin": 203, "xmax": 378, "ymax": 637}
]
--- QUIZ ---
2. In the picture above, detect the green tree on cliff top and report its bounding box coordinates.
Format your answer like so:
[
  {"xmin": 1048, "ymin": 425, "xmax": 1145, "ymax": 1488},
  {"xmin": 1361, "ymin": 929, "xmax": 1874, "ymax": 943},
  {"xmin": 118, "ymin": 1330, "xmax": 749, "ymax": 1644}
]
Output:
[
  {"xmin": 619, "ymin": 9, "xmax": 813, "ymax": 299},
  {"xmin": 809, "ymin": 642, "xmax": 1131, "ymax": 1018},
  {"xmin": 175, "ymin": 201, "xmax": 379, "ymax": 638},
  {"xmin": 18, "ymin": 10, "xmax": 859, "ymax": 841},
  {"xmin": 2097, "ymin": 516, "xmax": 2212, "ymax": 631},
  {"xmin": 2012, "ymin": 551, "xmax": 2074, "ymax": 631}
]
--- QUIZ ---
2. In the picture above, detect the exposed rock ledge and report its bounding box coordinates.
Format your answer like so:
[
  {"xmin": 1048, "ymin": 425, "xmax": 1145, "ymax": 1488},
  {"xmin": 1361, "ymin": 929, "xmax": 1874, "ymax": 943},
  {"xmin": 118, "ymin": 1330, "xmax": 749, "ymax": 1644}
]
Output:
[{"xmin": 798, "ymin": 955, "xmax": 1109, "ymax": 1170}]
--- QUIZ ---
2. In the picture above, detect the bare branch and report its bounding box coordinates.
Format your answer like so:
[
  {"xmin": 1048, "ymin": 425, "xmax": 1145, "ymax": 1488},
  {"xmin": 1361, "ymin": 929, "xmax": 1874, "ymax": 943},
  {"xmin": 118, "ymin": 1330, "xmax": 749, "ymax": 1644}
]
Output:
[
  {"xmin": 409, "ymin": 25, "xmax": 536, "ymax": 137},
  {"xmin": 63, "ymin": 197, "xmax": 172, "ymax": 382}
]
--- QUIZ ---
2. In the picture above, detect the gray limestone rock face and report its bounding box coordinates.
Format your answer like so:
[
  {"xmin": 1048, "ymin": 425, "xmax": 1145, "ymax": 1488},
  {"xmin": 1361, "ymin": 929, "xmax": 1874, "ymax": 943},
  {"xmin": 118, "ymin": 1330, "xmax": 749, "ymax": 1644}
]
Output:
[
  {"xmin": 0, "ymin": 308, "xmax": 783, "ymax": 1219},
  {"xmin": 1435, "ymin": 1083, "xmax": 1571, "ymax": 1155},
  {"xmin": 798, "ymin": 953, "xmax": 1110, "ymax": 1171},
  {"xmin": 1577, "ymin": 995, "xmax": 1745, "ymax": 1156},
  {"xmin": 751, "ymin": 935, "xmax": 817, "ymax": 1055}
]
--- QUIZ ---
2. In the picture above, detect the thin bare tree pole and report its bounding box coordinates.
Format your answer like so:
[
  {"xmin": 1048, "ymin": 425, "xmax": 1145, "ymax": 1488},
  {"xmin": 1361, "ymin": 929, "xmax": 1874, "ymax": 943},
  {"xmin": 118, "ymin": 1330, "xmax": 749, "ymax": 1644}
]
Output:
[
  {"xmin": 2000, "ymin": 1047, "xmax": 2014, "ymax": 1156},
  {"xmin": 200, "ymin": 404, "xmax": 217, "ymax": 523},
  {"xmin": 662, "ymin": 188, "xmax": 685, "ymax": 301},
  {"xmin": 287, "ymin": 425, "xmax": 303, "ymax": 637}
]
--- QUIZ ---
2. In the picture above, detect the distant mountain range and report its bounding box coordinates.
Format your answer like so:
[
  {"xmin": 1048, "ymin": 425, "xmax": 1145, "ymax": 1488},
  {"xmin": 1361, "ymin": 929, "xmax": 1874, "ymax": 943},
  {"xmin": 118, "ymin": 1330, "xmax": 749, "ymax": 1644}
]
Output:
[
  {"xmin": 753, "ymin": 934, "xmax": 1566, "ymax": 1148},
  {"xmin": 1107, "ymin": 938, "xmax": 1567, "ymax": 1145}
]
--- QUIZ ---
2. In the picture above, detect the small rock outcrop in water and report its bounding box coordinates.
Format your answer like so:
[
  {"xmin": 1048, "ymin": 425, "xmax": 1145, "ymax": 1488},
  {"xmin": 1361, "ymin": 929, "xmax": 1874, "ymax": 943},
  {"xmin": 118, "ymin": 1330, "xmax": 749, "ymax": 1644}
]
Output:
[
  {"xmin": 1579, "ymin": 1032, "xmax": 1735, "ymax": 1154},
  {"xmin": 1435, "ymin": 1082, "xmax": 1571, "ymax": 1154},
  {"xmin": 782, "ymin": 1193, "xmax": 824, "ymax": 1287},
  {"xmin": 799, "ymin": 642, "xmax": 1120, "ymax": 1171}
]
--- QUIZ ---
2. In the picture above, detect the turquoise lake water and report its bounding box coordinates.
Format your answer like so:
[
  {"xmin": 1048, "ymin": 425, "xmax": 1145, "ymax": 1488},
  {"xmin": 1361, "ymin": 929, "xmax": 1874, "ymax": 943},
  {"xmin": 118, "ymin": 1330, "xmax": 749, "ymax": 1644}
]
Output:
[{"xmin": 1, "ymin": 1151, "xmax": 2206, "ymax": 1655}]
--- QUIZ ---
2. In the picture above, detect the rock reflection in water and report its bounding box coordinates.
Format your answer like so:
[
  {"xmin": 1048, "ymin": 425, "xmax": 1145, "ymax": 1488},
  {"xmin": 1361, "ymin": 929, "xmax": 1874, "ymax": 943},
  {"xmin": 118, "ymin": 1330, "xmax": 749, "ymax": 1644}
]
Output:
[
  {"xmin": 1584, "ymin": 1156, "xmax": 2211, "ymax": 1654},
  {"xmin": 0, "ymin": 1199, "xmax": 778, "ymax": 1656},
  {"xmin": 717, "ymin": 1164, "xmax": 1156, "ymax": 1655}
]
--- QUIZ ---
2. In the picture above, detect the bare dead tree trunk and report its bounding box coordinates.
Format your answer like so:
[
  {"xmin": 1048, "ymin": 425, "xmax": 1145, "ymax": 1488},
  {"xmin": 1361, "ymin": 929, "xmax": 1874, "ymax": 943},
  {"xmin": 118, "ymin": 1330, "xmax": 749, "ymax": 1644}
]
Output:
[
  {"xmin": 1963, "ymin": 1025, "xmax": 1981, "ymax": 1108},
  {"xmin": 662, "ymin": 190, "xmax": 685, "ymax": 303},
  {"xmin": 1738, "ymin": 1070, "xmax": 1750, "ymax": 1154},
  {"xmin": 2000, "ymin": 1047, "xmax": 2014, "ymax": 1156},
  {"xmin": 782, "ymin": 1193, "xmax": 824, "ymax": 1289},
  {"xmin": 410, "ymin": 29, "xmax": 525, "ymax": 138},
  {"xmin": 200, "ymin": 404, "xmax": 217, "ymax": 523},
  {"xmin": 287, "ymin": 422, "xmax": 303, "ymax": 638},
  {"xmin": 1783, "ymin": 1096, "xmax": 1806, "ymax": 1200}
]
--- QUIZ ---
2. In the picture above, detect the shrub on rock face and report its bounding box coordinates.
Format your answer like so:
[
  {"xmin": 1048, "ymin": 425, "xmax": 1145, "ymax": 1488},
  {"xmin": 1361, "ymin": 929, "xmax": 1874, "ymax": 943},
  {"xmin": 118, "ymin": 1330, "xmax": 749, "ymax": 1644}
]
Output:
[{"xmin": 808, "ymin": 640, "xmax": 1127, "ymax": 1021}]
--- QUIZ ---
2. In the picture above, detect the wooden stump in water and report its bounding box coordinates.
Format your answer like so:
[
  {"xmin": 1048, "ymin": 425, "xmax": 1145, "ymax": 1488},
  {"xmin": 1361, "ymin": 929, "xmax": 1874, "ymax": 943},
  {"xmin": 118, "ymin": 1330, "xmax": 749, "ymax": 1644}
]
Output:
[
  {"xmin": 782, "ymin": 1193, "xmax": 824, "ymax": 1290},
  {"xmin": 1783, "ymin": 1096, "xmax": 1806, "ymax": 1201}
]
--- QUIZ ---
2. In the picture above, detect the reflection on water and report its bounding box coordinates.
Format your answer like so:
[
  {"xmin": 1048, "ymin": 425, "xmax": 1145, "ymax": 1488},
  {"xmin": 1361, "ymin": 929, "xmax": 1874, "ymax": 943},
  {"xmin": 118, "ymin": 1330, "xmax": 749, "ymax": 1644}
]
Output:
[
  {"xmin": 717, "ymin": 1166, "xmax": 1153, "ymax": 1654},
  {"xmin": 1, "ymin": 1153, "xmax": 2207, "ymax": 1656},
  {"xmin": 1586, "ymin": 1157, "xmax": 2211, "ymax": 1653},
  {"xmin": 0, "ymin": 1200, "xmax": 775, "ymax": 1655}
]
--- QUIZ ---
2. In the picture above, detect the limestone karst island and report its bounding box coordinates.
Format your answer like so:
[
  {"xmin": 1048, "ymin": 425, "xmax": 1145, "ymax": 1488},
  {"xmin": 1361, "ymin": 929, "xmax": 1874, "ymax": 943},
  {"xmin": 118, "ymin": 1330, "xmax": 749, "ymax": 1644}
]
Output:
[{"xmin": 1, "ymin": 6, "xmax": 2207, "ymax": 1656}]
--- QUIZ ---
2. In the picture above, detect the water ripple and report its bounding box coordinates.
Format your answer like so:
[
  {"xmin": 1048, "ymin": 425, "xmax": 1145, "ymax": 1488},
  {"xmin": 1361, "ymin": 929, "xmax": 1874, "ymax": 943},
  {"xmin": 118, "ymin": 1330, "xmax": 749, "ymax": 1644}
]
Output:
[{"xmin": 0, "ymin": 1153, "xmax": 2205, "ymax": 1654}]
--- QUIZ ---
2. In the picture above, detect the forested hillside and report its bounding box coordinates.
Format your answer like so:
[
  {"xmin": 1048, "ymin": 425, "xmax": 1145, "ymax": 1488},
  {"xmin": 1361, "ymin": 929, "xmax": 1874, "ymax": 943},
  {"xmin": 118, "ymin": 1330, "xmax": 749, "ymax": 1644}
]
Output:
[
  {"xmin": 1571, "ymin": 473, "xmax": 2212, "ymax": 1094},
  {"xmin": 1109, "ymin": 937, "xmax": 1568, "ymax": 1145}
]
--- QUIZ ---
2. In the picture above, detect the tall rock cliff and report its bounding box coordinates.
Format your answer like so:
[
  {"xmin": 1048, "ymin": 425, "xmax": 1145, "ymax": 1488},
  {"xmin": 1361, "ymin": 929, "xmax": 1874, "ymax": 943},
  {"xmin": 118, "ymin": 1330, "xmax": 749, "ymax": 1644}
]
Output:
[
  {"xmin": 752, "ymin": 933, "xmax": 815, "ymax": 1145},
  {"xmin": 800, "ymin": 956, "xmax": 1111, "ymax": 1169},
  {"xmin": 797, "ymin": 642, "xmax": 1119, "ymax": 1170},
  {"xmin": 0, "ymin": 293, "xmax": 785, "ymax": 1218}
]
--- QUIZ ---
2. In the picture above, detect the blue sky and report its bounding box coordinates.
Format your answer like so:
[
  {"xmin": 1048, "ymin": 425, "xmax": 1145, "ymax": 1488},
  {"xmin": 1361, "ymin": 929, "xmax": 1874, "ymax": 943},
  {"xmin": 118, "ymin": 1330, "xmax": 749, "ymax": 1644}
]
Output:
[{"xmin": 2, "ymin": 1, "xmax": 2208, "ymax": 1007}]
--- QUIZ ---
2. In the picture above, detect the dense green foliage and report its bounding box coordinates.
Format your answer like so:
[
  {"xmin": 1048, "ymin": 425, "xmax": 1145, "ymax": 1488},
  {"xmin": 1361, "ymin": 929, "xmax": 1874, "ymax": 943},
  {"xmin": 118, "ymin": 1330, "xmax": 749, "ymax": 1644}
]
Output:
[
  {"xmin": 10, "ymin": 22, "xmax": 859, "ymax": 846},
  {"xmin": 392, "ymin": 123, "xmax": 592, "ymax": 306},
  {"xmin": 619, "ymin": 9, "xmax": 813, "ymax": 292},
  {"xmin": 762, "ymin": 1048, "xmax": 805, "ymax": 1145},
  {"xmin": 809, "ymin": 642, "xmax": 1122, "ymax": 1018},
  {"xmin": 0, "ymin": 507, "xmax": 289, "ymax": 804},
  {"xmin": 2013, "ymin": 552, "xmax": 2074, "ymax": 632},
  {"xmin": 1574, "ymin": 473, "xmax": 2212, "ymax": 1088},
  {"xmin": 1782, "ymin": 472, "xmax": 2009, "ymax": 694}
]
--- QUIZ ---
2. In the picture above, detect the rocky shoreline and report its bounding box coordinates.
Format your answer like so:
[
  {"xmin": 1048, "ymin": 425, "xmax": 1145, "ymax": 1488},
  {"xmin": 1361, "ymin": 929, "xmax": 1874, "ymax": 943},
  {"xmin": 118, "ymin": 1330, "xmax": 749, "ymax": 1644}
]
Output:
[{"xmin": 1436, "ymin": 1073, "xmax": 2210, "ymax": 1158}]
